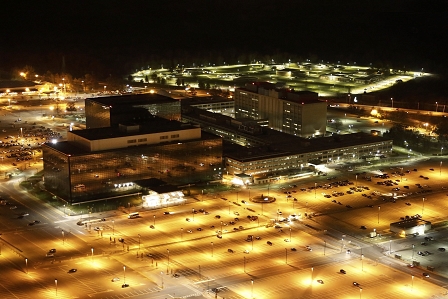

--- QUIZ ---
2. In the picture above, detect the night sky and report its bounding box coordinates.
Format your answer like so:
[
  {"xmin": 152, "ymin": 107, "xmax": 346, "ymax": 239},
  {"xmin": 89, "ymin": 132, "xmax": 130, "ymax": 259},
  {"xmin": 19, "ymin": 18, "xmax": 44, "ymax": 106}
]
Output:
[{"xmin": 1, "ymin": 1, "xmax": 447, "ymax": 78}]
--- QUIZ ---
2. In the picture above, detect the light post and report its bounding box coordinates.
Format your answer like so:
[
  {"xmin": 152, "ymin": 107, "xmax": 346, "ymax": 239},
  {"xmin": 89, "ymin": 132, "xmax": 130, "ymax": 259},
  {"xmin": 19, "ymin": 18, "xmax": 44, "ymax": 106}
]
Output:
[
  {"xmin": 112, "ymin": 220, "xmax": 115, "ymax": 235},
  {"xmin": 360, "ymin": 287, "xmax": 363, "ymax": 299},
  {"xmin": 391, "ymin": 97, "xmax": 393, "ymax": 108},
  {"xmin": 211, "ymin": 242, "xmax": 214, "ymax": 257},
  {"xmin": 167, "ymin": 249, "xmax": 170, "ymax": 274},
  {"xmin": 361, "ymin": 254, "xmax": 364, "ymax": 272},
  {"xmin": 285, "ymin": 248, "xmax": 288, "ymax": 264},
  {"xmin": 440, "ymin": 161, "xmax": 443, "ymax": 176},
  {"xmin": 441, "ymin": 147, "xmax": 444, "ymax": 156},
  {"xmin": 25, "ymin": 258, "xmax": 28, "ymax": 274},
  {"xmin": 104, "ymin": 86, "xmax": 106, "ymax": 92},
  {"xmin": 314, "ymin": 182, "xmax": 317, "ymax": 199},
  {"xmin": 436, "ymin": 102, "xmax": 439, "ymax": 112},
  {"xmin": 192, "ymin": 208, "xmax": 195, "ymax": 221},
  {"xmin": 55, "ymin": 279, "xmax": 58, "ymax": 296},
  {"xmin": 412, "ymin": 244, "xmax": 415, "ymax": 260},
  {"xmin": 311, "ymin": 267, "xmax": 313, "ymax": 283},
  {"xmin": 63, "ymin": 205, "xmax": 66, "ymax": 215},
  {"xmin": 160, "ymin": 271, "xmax": 164, "ymax": 289},
  {"xmin": 138, "ymin": 234, "xmax": 141, "ymax": 250},
  {"xmin": 422, "ymin": 197, "xmax": 425, "ymax": 216},
  {"xmin": 153, "ymin": 215, "xmax": 156, "ymax": 227},
  {"xmin": 220, "ymin": 221, "xmax": 223, "ymax": 233},
  {"xmin": 411, "ymin": 275, "xmax": 414, "ymax": 290},
  {"xmin": 91, "ymin": 247, "xmax": 94, "ymax": 263},
  {"xmin": 355, "ymin": 174, "xmax": 358, "ymax": 187},
  {"xmin": 378, "ymin": 206, "xmax": 381, "ymax": 224},
  {"xmin": 251, "ymin": 279, "xmax": 254, "ymax": 299},
  {"xmin": 244, "ymin": 256, "xmax": 246, "ymax": 273},
  {"xmin": 123, "ymin": 266, "xmax": 126, "ymax": 284},
  {"xmin": 62, "ymin": 231, "xmax": 65, "ymax": 245}
]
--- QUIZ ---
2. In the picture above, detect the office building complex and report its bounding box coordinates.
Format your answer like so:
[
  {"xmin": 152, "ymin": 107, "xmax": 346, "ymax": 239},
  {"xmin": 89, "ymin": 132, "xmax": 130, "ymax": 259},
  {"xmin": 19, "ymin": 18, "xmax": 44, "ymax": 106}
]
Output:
[
  {"xmin": 182, "ymin": 105, "xmax": 393, "ymax": 182},
  {"xmin": 234, "ymin": 82, "xmax": 327, "ymax": 137},
  {"xmin": 85, "ymin": 93, "xmax": 181, "ymax": 129},
  {"xmin": 43, "ymin": 117, "xmax": 222, "ymax": 204}
]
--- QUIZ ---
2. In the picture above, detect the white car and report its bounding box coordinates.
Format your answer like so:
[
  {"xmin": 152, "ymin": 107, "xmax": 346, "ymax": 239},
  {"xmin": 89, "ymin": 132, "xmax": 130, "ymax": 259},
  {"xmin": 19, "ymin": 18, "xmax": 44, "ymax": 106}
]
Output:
[{"xmin": 111, "ymin": 277, "xmax": 120, "ymax": 282}]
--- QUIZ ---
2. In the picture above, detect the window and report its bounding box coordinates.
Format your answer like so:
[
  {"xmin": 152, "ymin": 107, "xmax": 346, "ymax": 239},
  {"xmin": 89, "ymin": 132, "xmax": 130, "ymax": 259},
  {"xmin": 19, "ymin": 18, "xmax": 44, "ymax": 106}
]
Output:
[
  {"xmin": 160, "ymin": 136, "xmax": 168, "ymax": 140},
  {"xmin": 138, "ymin": 138, "xmax": 147, "ymax": 142},
  {"xmin": 171, "ymin": 134, "xmax": 179, "ymax": 138},
  {"xmin": 127, "ymin": 139, "xmax": 136, "ymax": 144}
]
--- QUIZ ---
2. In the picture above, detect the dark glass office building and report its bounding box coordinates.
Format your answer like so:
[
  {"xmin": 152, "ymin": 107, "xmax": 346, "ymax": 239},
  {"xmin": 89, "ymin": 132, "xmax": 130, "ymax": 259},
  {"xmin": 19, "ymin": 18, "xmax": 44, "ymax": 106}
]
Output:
[{"xmin": 43, "ymin": 118, "xmax": 222, "ymax": 204}]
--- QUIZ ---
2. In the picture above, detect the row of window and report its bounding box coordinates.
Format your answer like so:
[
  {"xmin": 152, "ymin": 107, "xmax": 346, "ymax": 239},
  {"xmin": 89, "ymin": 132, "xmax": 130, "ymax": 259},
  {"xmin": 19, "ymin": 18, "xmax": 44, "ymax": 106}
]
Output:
[
  {"xmin": 127, "ymin": 138, "xmax": 148, "ymax": 144},
  {"xmin": 160, "ymin": 134, "xmax": 179, "ymax": 140}
]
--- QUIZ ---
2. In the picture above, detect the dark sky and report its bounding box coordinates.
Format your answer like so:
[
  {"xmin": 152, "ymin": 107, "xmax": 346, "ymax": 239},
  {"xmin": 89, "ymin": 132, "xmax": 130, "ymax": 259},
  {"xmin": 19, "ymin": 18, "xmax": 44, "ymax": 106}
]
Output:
[{"xmin": 2, "ymin": 0, "xmax": 447, "ymax": 77}]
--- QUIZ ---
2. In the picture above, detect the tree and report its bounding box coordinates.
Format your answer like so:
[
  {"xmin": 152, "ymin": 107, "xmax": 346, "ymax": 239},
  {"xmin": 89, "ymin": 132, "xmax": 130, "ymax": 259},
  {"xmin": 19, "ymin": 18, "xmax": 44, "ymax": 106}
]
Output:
[
  {"xmin": 176, "ymin": 77, "xmax": 181, "ymax": 86},
  {"xmin": 161, "ymin": 78, "xmax": 166, "ymax": 85},
  {"xmin": 145, "ymin": 75, "xmax": 149, "ymax": 83},
  {"xmin": 435, "ymin": 119, "xmax": 448, "ymax": 141},
  {"xmin": 206, "ymin": 82, "xmax": 211, "ymax": 89},
  {"xmin": 151, "ymin": 73, "xmax": 158, "ymax": 83},
  {"xmin": 198, "ymin": 81, "xmax": 205, "ymax": 89}
]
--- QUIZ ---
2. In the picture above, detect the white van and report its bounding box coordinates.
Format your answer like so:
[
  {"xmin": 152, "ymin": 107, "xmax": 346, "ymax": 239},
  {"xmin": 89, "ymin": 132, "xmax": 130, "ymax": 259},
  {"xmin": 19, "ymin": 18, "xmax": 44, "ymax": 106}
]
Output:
[{"xmin": 128, "ymin": 212, "xmax": 139, "ymax": 219}]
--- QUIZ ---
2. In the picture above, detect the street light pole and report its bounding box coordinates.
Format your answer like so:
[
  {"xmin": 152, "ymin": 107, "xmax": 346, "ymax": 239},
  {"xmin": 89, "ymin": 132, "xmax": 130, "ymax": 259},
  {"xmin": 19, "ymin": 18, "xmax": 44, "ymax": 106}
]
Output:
[
  {"xmin": 361, "ymin": 254, "xmax": 364, "ymax": 272},
  {"xmin": 378, "ymin": 206, "xmax": 381, "ymax": 224},
  {"xmin": 91, "ymin": 247, "xmax": 94, "ymax": 263},
  {"xmin": 244, "ymin": 256, "xmax": 246, "ymax": 273},
  {"xmin": 192, "ymin": 208, "xmax": 195, "ymax": 221},
  {"xmin": 112, "ymin": 220, "xmax": 115, "ymax": 235},
  {"xmin": 153, "ymin": 215, "xmax": 156, "ymax": 227},
  {"xmin": 412, "ymin": 244, "xmax": 415, "ymax": 260},
  {"xmin": 440, "ymin": 161, "xmax": 443, "ymax": 176},
  {"xmin": 62, "ymin": 231, "xmax": 65, "ymax": 245},
  {"xmin": 138, "ymin": 234, "xmax": 141, "ymax": 250},
  {"xmin": 251, "ymin": 279, "xmax": 254, "ymax": 299},
  {"xmin": 55, "ymin": 279, "xmax": 58, "ymax": 296},
  {"xmin": 422, "ymin": 197, "xmax": 425, "ymax": 216},
  {"xmin": 285, "ymin": 248, "xmax": 288, "ymax": 264},
  {"xmin": 167, "ymin": 249, "xmax": 170, "ymax": 274},
  {"xmin": 25, "ymin": 258, "xmax": 28, "ymax": 274},
  {"xmin": 211, "ymin": 242, "xmax": 214, "ymax": 257}
]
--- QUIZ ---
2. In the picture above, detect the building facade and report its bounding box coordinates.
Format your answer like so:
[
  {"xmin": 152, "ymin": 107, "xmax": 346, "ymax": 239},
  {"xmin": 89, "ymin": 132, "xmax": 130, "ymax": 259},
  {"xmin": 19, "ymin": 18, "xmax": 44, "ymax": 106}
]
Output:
[
  {"xmin": 234, "ymin": 82, "xmax": 327, "ymax": 137},
  {"xmin": 85, "ymin": 93, "xmax": 181, "ymax": 129},
  {"xmin": 43, "ymin": 118, "xmax": 222, "ymax": 203}
]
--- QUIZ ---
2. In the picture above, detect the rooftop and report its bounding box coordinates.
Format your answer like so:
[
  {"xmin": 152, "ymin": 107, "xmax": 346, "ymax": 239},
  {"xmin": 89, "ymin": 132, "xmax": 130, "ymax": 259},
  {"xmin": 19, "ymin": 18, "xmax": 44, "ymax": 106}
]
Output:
[
  {"xmin": 71, "ymin": 117, "xmax": 197, "ymax": 141},
  {"xmin": 87, "ymin": 93, "xmax": 178, "ymax": 106}
]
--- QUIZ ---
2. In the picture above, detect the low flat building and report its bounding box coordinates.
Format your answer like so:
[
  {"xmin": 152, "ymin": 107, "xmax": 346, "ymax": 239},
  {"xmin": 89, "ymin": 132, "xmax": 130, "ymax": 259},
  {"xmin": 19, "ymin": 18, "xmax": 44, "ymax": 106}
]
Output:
[{"xmin": 390, "ymin": 219, "xmax": 431, "ymax": 236}]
